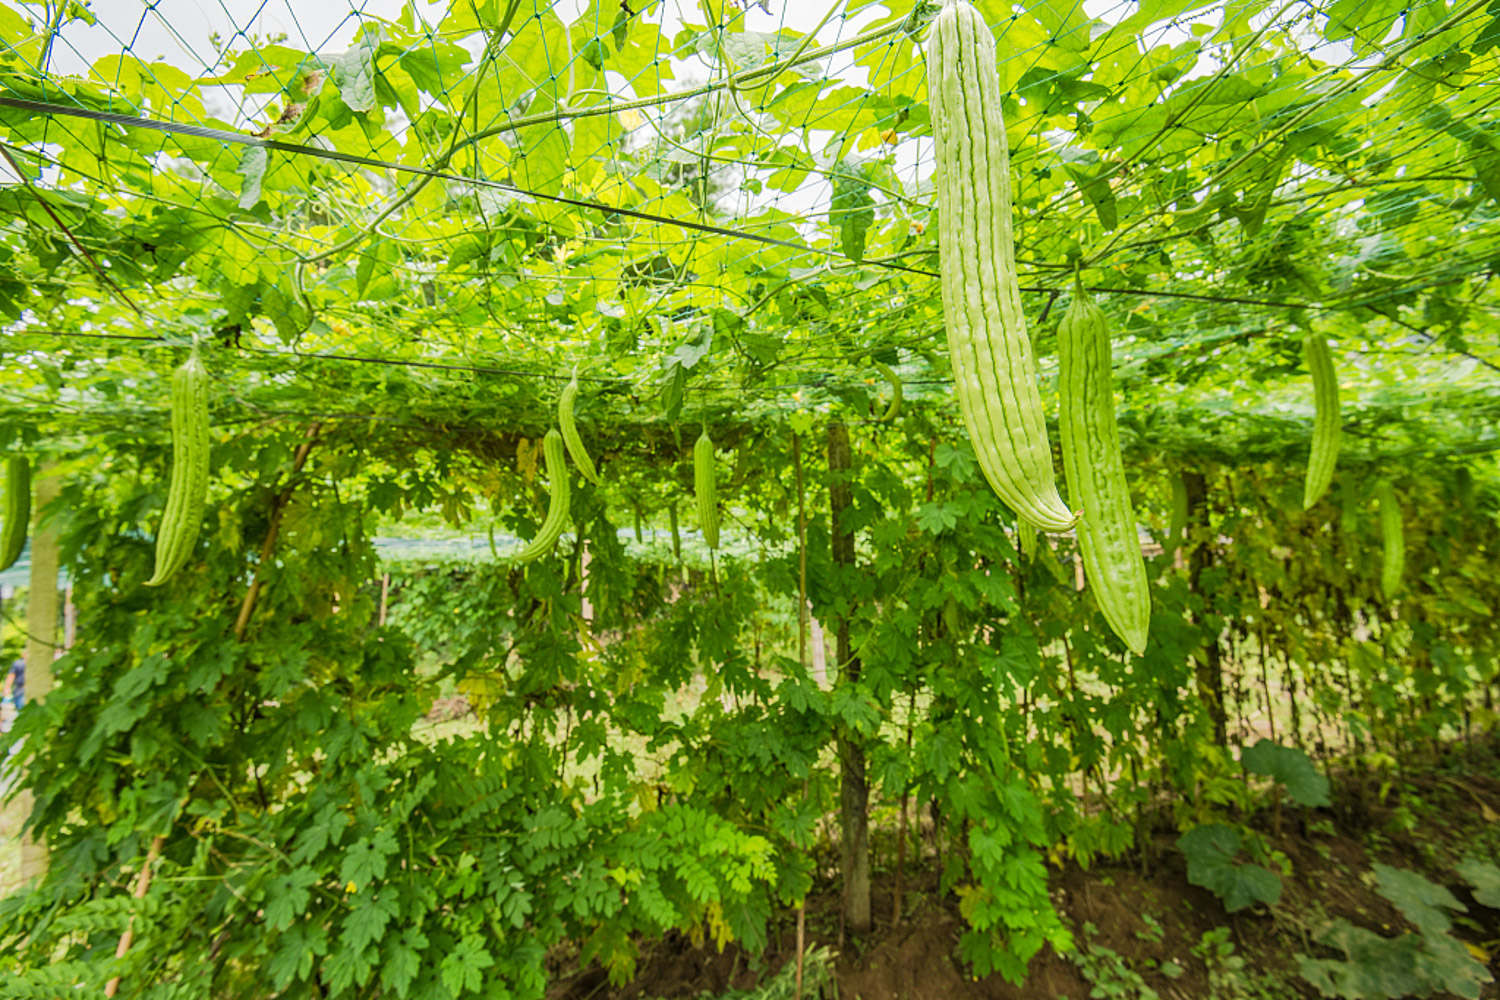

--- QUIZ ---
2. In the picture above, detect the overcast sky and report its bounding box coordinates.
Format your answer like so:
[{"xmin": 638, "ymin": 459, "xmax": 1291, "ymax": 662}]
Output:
[{"xmin": 32, "ymin": 1, "xmax": 842, "ymax": 77}]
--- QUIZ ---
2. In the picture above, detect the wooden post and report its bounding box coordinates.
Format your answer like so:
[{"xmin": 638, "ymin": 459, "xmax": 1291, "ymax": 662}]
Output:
[
  {"xmin": 828, "ymin": 421, "xmax": 870, "ymax": 934},
  {"xmin": 20, "ymin": 464, "xmax": 60, "ymax": 883},
  {"xmin": 1184, "ymin": 471, "xmax": 1227, "ymax": 746}
]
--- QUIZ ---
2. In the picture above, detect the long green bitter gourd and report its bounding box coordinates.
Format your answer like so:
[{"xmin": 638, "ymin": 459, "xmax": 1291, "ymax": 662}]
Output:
[
  {"xmin": 1058, "ymin": 283, "xmax": 1150, "ymax": 654},
  {"xmin": 146, "ymin": 350, "xmax": 210, "ymax": 587},
  {"xmin": 1165, "ymin": 470, "xmax": 1189, "ymax": 559},
  {"xmin": 1301, "ymin": 332, "xmax": 1340, "ymax": 510},
  {"xmin": 873, "ymin": 360, "xmax": 903, "ymax": 422},
  {"xmin": 695, "ymin": 428, "xmax": 719, "ymax": 551},
  {"xmin": 928, "ymin": 0, "xmax": 1076, "ymax": 532},
  {"xmin": 669, "ymin": 501, "xmax": 682, "ymax": 561},
  {"xmin": 1378, "ymin": 481, "xmax": 1404, "ymax": 600},
  {"xmin": 509, "ymin": 428, "xmax": 571, "ymax": 563},
  {"xmin": 1, "ymin": 455, "xmax": 29, "ymax": 571},
  {"xmin": 1017, "ymin": 516, "xmax": 1037, "ymax": 561},
  {"xmin": 558, "ymin": 370, "xmax": 601, "ymax": 486}
]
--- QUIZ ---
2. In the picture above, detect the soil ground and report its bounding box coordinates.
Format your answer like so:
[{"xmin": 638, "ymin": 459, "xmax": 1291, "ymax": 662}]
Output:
[{"xmin": 552, "ymin": 741, "xmax": 1500, "ymax": 1000}]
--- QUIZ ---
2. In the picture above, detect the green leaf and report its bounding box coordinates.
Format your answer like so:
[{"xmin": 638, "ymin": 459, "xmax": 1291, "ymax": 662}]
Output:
[
  {"xmin": 1216, "ymin": 862, "xmax": 1282, "ymax": 912},
  {"xmin": 831, "ymin": 166, "xmax": 874, "ymax": 263},
  {"xmin": 1324, "ymin": 0, "xmax": 1406, "ymax": 55},
  {"xmin": 325, "ymin": 941, "xmax": 377, "ymax": 992},
  {"xmin": 1297, "ymin": 922, "xmax": 1426, "ymax": 999},
  {"xmin": 397, "ymin": 38, "xmax": 471, "ymax": 96},
  {"xmin": 1371, "ymin": 864, "xmax": 1462, "ymax": 937},
  {"xmin": 340, "ymin": 829, "xmax": 399, "ymax": 890},
  {"xmin": 235, "ymin": 146, "xmax": 267, "ymax": 210},
  {"xmin": 580, "ymin": 37, "xmax": 608, "ymax": 70},
  {"xmin": 659, "ymin": 362, "xmax": 686, "ymax": 422},
  {"xmin": 333, "ymin": 27, "xmax": 381, "ymax": 113},
  {"xmin": 1473, "ymin": 5, "xmax": 1500, "ymax": 55},
  {"xmin": 915, "ymin": 501, "xmax": 960, "ymax": 535},
  {"xmin": 267, "ymin": 923, "xmax": 327, "ymax": 992},
  {"xmin": 439, "ymin": 933, "xmax": 495, "ymax": 995},
  {"xmin": 1297, "ymin": 915, "xmax": 1491, "ymax": 1000},
  {"xmin": 381, "ymin": 927, "xmax": 427, "ymax": 998},
  {"xmin": 1060, "ymin": 148, "xmax": 1118, "ymax": 231},
  {"xmin": 342, "ymin": 889, "xmax": 399, "ymax": 953},
  {"xmin": 1241, "ymin": 738, "xmax": 1331, "ymax": 807},
  {"xmin": 1177, "ymin": 823, "xmax": 1281, "ymax": 912},
  {"xmin": 1456, "ymin": 856, "xmax": 1500, "ymax": 909},
  {"xmin": 264, "ymin": 867, "xmax": 319, "ymax": 932}
]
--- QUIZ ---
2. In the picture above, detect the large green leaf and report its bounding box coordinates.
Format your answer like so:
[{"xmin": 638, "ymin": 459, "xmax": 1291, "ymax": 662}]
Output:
[{"xmin": 1241, "ymin": 738, "xmax": 1331, "ymax": 807}]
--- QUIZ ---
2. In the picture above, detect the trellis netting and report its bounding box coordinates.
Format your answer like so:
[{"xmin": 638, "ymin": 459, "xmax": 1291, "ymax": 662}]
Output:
[{"xmin": 0, "ymin": 0, "xmax": 1493, "ymax": 454}]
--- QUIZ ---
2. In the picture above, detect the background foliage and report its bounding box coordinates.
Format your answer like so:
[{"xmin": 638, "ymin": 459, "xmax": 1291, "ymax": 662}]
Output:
[{"xmin": 0, "ymin": 0, "xmax": 1498, "ymax": 995}]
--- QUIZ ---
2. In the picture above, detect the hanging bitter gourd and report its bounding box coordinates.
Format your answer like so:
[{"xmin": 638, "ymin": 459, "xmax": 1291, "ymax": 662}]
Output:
[
  {"xmin": 669, "ymin": 501, "xmax": 682, "ymax": 561},
  {"xmin": 0, "ymin": 454, "xmax": 29, "ymax": 571},
  {"xmin": 558, "ymin": 370, "xmax": 601, "ymax": 486},
  {"xmin": 872, "ymin": 360, "xmax": 903, "ymax": 422},
  {"xmin": 1058, "ymin": 282, "xmax": 1150, "ymax": 654},
  {"xmin": 1017, "ymin": 516, "xmax": 1037, "ymax": 561},
  {"xmin": 1301, "ymin": 332, "xmax": 1340, "ymax": 510},
  {"xmin": 928, "ymin": 0, "xmax": 1075, "ymax": 532},
  {"xmin": 146, "ymin": 350, "xmax": 210, "ymax": 587},
  {"xmin": 509, "ymin": 428, "xmax": 571, "ymax": 563},
  {"xmin": 695, "ymin": 428, "xmax": 719, "ymax": 551},
  {"xmin": 1378, "ymin": 481, "xmax": 1404, "ymax": 600},
  {"xmin": 1165, "ymin": 470, "xmax": 1189, "ymax": 561}
]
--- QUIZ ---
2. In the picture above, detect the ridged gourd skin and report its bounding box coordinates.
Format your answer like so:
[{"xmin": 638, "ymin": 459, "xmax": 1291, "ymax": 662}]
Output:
[
  {"xmin": 146, "ymin": 351, "xmax": 210, "ymax": 587},
  {"xmin": 1165, "ymin": 471, "xmax": 1189, "ymax": 559},
  {"xmin": 694, "ymin": 429, "xmax": 719, "ymax": 551},
  {"xmin": 510, "ymin": 429, "xmax": 571, "ymax": 564},
  {"xmin": 1301, "ymin": 333, "xmax": 1341, "ymax": 510},
  {"xmin": 1, "ymin": 455, "xmax": 29, "ymax": 571},
  {"xmin": 1017, "ymin": 516, "xmax": 1037, "ymax": 561},
  {"xmin": 873, "ymin": 361, "xmax": 903, "ymax": 422},
  {"xmin": 928, "ymin": 0, "xmax": 1076, "ymax": 532},
  {"xmin": 558, "ymin": 372, "xmax": 601, "ymax": 486},
  {"xmin": 1377, "ymin": 481, "xmax": 1404, "ymax": 600},
  {"xmin": 1058, "ymin": 286, "xmax": 1150, "ymax": 654}
]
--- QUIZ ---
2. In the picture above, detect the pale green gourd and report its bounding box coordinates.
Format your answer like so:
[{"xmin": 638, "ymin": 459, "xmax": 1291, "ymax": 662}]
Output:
[
  {"xmin": 1058, "ymin": 282, "xmax": 1150, "ymax": 654},
  {"xmin": 146, "ymin": 350, "xmax": 210, "ymax": 587},
  {"xmin": 927, "ymin": 0, "xmax": 1076, "ymax": 531},
  {"xmin": 509, "ymin": 429, "xmax": 571, "ymax": 563},
  {"xmin": 1302, "ymin": 333, "xmax": 1341, "ymax": 510}
]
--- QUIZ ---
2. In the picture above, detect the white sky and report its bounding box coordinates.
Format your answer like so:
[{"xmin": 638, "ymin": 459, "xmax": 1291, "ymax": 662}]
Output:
[
  {"xmin": 3, "ymin": 1, "xmax": 1327, "ymax": 228},
  {"xmin": 28, "ymin": 1, "xmax": 840, "ymax": 76}
]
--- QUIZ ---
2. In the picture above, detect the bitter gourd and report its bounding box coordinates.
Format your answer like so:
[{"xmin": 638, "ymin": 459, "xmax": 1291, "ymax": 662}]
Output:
[
  {"xmin": 695, "ymin": 428, "xmax": 719, "ymax": 551},
  {"xmin": 146, "ymin": 350, "xmax": 210, "ymax": 587},
  {"xmin": 0, "ymin": 455, "xmax": 29, "ymax": 571},
  {"xmin": 1017, "ymin": 516, "xmax": 1037, "ymax": 562},
  {"xmin": 1302, "ymin": 333, "xmax": 1340, "ymax": 510},
  {"xmin": 1058, "ymin": 283, "xmax": 1150, "ymax": 654},
  {"xmin": 873, "ymin": 360, "xmax": 903, "ymax": 423},
  {"xmin": 558, "ymin": 370, "xmax": 601, "ymax": 486},
  {"xmin": 509, "ymin": 428, "xmax": 571, "ymax": 563},
  {"xmin": 1378, "ymin": 481, "xmax": 1404, "ymax": 600},
  {"xmin": 928, "ymin": 0, "xmax": 1076, "ymax": 531},
  {"xmin": 1165, "ymin": 471, "xmax": 1189, "ymax": 559}
]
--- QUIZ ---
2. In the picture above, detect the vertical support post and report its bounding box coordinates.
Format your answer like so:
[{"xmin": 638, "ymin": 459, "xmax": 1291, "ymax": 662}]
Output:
[
  {"xmin": 1184, "ymin": 470, "xmax": 1227, "ymax": 746},
  {"xmin": 20, "ymin": 464, "xmax": 60, "ymax": 883},
  {"xmin": 828, "ymin": 421, "xmax": 870, "ymax": 934}
]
